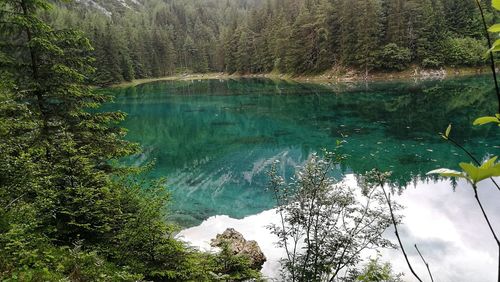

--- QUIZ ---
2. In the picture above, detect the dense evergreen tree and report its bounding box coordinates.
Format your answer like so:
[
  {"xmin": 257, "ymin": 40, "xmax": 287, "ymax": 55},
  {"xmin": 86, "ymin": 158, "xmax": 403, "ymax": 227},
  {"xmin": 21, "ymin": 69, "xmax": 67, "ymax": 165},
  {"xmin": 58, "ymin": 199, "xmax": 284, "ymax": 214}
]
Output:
[
  {"xmin": 285, "ymin": 4, "xmax": 329, "ymax": 74},
  {"xmin": 41, "ymin": 0, "xmax": 489, "ymax": 85},
  {"xmin": 443, "ymin": 0, "xmax": 483, "ymax": 38},
  {"xmin": 354, "ymin": 0, "xmax": 384, "ymax": 76},
  {"xmin": 0, "ymin": 0, "xmax": 261, "ymax": 280},
  {"xmin": 384, "ymin": 0, "xmax": 406, "ymax": 47}
]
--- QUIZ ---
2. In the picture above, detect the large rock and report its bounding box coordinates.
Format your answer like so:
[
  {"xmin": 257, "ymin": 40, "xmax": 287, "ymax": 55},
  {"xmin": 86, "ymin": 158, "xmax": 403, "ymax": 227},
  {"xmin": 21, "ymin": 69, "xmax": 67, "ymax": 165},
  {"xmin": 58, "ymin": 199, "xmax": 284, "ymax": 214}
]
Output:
[{"xmin": 210, "ymin": 228, "xmax": 267, "ymax": 270}]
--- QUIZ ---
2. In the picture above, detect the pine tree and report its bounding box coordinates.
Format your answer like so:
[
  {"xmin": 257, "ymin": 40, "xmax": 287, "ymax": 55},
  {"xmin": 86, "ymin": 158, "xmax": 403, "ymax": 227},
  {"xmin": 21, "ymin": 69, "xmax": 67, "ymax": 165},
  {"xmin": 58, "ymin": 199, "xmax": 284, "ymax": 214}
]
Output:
[
  {"xmin": 442, "ymin": 0, "xmax": 482, "ymax": 38},
  {"xmin": 335, "ymin": 0, "xmax": 358, "ymax": 65},
  {"xmin": 92, "ymin": 24, "xmax": 125, "ymax": 85},
  {"xmin": 354, "ymin": 0, "xmax": 383, "ymax": 76},
  {"xmin": 285, "ymin": 2, "xmax": 332, "ymax": 74},
  {"xmin": 268, "ymin": 10, "xmax": 291, "ymax": 72},
  {"xmin": 223, "ymin": 26, "xmax": 241, "ymax": 73},
  {"xmin": 286, "ymin": 5, "xmax": 315, "ymax": 73},
  {"xmin": 397, "ymin": 0, "xmax": 445, "ymax": 66},
  {"xmin": 385, "ymin": 0, "xmax": 406, "ymax": 47},
  {"xmin": 254, "ymin": 29, "xmax": 274, "ymax": 73},
  {"xmin": 152, "ymin": 29, "xmax": 176, "ymax": 76},
  {"xmin": 31, "ymin": 0, "xmax": 490, "ymax": 80},
  {"xmin": 334, "ymin": 0, "xmax": 383, "ymax": 73},
  {"xmin": 236, "ymin": 28, "xmax": 253, "ymax": 73},
  {"xmin": 182, "ymin": 35, "xmax": 196, "ymax": 72},
  {"xmin": 0, "ymin": 0, "xmax": 137, "ymax": 245}
]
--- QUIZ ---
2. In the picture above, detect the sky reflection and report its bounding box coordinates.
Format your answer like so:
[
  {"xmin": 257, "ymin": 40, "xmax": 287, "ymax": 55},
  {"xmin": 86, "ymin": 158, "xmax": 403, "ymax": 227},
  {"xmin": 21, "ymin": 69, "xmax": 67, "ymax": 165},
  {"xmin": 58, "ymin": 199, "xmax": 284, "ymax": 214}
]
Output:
[
  {"xmin": 179, "ymin": 175, "xmax": 500, "ymax": 282},
  {"xmin": 104, "ymin": 77, "xmax": 498, "ymax": 226}
]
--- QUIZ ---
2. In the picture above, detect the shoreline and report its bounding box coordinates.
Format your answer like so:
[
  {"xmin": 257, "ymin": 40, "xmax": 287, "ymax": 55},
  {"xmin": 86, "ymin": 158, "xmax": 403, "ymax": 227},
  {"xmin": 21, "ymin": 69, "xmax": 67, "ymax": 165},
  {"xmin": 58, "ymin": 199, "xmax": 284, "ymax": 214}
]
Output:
[{"xmin": 110, "ymin": 66, "xmax": 490, "ymax": 88}]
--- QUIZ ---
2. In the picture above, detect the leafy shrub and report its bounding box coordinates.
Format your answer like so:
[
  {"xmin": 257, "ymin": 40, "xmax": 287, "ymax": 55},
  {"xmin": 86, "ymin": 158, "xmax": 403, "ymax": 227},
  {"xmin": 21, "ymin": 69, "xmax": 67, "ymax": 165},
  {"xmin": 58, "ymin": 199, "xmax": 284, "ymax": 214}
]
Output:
[
  {"xmin": 421, "ymin": 57, "xmax": 443, "ymax": 68},
  {"xmin": 210, "ymin": 242, "xmax": 263, "ymax": 281},
  {"xmin": 0, "ymin": 207, "xmax": 141, "ymax": 281},
  {"xmin": 444, "ymin": 37, "xmax": 487, "ymax": 67},
  {"xmin": 268, "ymin": 151, "xmax": 394, "ymax": 282},
  {"xmin": 378, "ymin": 43, "xmax": 412, "ymax": 71},
  {"xmin": 356, "ymin": 257, "xmax": 403, "ymax": 282}
]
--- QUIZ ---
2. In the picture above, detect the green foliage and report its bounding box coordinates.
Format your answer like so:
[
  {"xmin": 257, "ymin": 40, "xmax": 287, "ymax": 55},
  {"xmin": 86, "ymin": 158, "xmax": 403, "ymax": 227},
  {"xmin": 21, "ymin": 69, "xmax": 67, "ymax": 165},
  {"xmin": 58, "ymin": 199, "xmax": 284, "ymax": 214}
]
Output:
[
  {"xmin": 442, "ymin": 0, "xmax": 483, "ymax": 38},
  {"xmin": 268, "ymin": 151, "xmax": 394, "ymax": 282},
  {"xmin": 459, "ymin": 159, "xmax": 500, "ymax": 184},
  {"xmin": 444, "ymin": 37, "xmax": 487, "ymax": 67},
  {"xmin": 488, "ymin": 23, "xmax": 500, "ymax": 32},
  {"xmin": 421, "ymin": 58, "xmax": 443, "ymax": 69},
  {"xmin": 0, "ymin": 199, "xmax": 142, "ymax": 281},
  {"xmin": 356, "ymin": 257, "xmax": 403, "ymax": 282},
  {"xmin": 0, "ymin": 1, "xmax": 261, "ymax": 281},
  {"xmin": 39, "ymin": 0, "xmax": 489, "ymax": 83},
  {"xmin": 473, "ymin": 115, "xmax": 500, "ymax": 126},
  {"xmin": 487, "ymin": 1, "xmax": 500, "ymax": 54},
  {"xmin": 210, "ymin": 242, "xmax": 263, "ymax": 281},
  {"xmin": 493, "ymin": 0, "xmax": 500, "ymax": 11},
  {"xmin": 429, "ymin": 124, "xmax": 500, "ymax": 185},
  {"xmin": 377, "ymin": 44, "xmax": 411, "ymax": 71}
]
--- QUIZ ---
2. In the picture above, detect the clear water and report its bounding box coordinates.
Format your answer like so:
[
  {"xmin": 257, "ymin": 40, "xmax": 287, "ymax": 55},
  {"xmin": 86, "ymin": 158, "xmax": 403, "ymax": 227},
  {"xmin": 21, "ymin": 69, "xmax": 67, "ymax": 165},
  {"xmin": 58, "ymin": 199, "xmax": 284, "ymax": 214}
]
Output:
[{"xmin": 102, "ymin": 76, "xmax": 499, "ymax": 227}]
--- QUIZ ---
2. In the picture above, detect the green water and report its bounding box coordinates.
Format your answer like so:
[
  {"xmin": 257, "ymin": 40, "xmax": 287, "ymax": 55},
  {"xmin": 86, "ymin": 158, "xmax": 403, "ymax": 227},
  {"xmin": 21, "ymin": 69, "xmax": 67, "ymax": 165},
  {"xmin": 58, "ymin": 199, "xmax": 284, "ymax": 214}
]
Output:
[{"xmin": 102, "ymin": 76, "xmax": 498, "ymax": 226}]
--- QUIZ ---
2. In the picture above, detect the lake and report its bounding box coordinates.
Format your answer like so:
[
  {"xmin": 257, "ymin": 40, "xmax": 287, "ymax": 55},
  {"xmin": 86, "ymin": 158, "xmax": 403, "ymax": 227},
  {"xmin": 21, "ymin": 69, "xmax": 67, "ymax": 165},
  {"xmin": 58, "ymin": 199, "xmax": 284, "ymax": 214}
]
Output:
[{"xmin": 103, "ymin": 76, "xmax": 499, "ymax": 281}]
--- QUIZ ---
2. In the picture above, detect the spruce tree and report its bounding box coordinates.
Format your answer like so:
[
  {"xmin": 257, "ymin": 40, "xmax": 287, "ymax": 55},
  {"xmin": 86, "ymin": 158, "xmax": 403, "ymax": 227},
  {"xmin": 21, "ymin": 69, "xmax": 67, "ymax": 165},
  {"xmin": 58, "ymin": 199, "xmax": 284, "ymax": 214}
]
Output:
[
  {"xmin": 0, "ymin": 0, "xmax": 139, "ymax": 242},
  {"xmin": 0, "ymin": 1, "xmax": 265, "ymax": 280},
  {"xmin": 236, "ymin": 28, "xmax": 253, "ymax": 73},
  {"xmin": 385, "ymin": 0, "xmax": 406, "ymax": 47}
]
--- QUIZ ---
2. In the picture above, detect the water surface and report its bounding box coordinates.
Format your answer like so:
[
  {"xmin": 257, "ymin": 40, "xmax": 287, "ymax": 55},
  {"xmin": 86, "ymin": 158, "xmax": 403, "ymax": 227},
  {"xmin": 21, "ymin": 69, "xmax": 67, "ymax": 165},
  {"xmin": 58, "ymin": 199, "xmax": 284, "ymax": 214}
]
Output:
[
  {"xmin": 102, "ymin": 76, "xmax": 498, "ymax": 226},
  {"xmin": 179, "ymin": 175, "xmax": 500, "ymax": 282}
]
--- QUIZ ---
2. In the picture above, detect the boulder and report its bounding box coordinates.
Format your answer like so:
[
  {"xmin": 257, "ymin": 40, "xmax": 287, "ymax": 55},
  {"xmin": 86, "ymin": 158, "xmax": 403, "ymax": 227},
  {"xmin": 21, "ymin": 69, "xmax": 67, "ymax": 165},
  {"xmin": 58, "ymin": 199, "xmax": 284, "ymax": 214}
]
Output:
[{"xmin": 210, "ymin": 228, "xmax": 266, "ymax": 270}]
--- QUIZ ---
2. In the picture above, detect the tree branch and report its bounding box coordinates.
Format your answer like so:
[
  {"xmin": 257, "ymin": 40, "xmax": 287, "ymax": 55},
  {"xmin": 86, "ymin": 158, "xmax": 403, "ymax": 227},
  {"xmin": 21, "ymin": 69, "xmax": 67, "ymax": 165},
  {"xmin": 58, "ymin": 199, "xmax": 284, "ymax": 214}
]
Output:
[
  {"xmin": 379, "ymin": 179, "xmax": 423, "ymax": 282},
  {"xmin": 4, "ymin": 193, "xmax": 26, "ymax": 209},
  {"xmin": 269, "ymin": 168, "xmax": 295, "ymax": 281},
  {"xmin": 446, "ymin": 136, "xmax": 500, "ymax": 191},
  {"xmin": 475, "ymin": 0, "xmax": 500, "ymax": 113},
  {"xmin": 472, "ymin": 184, "xmax": 500, "ymax": 282},
  {"xmin": 414, "ymin": 244, "xmax": 434, "ymax": 282}
]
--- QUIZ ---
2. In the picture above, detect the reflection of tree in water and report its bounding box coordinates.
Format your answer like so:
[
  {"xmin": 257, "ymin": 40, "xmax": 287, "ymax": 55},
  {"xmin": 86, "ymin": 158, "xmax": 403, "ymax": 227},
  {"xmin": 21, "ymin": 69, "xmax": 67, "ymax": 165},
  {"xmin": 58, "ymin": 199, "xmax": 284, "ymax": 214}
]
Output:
[{"xmin": 102, "ymin": 76, "xmax": 498, "ymax": 225}]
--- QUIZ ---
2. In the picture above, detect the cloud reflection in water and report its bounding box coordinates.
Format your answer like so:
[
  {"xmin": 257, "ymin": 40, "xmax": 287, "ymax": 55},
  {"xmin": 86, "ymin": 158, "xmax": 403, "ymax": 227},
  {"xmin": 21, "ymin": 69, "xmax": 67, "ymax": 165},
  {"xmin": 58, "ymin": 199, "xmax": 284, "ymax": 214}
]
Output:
[{"xmin": 179, "ymin": 175, "xmax": 500, "ymax": 282}]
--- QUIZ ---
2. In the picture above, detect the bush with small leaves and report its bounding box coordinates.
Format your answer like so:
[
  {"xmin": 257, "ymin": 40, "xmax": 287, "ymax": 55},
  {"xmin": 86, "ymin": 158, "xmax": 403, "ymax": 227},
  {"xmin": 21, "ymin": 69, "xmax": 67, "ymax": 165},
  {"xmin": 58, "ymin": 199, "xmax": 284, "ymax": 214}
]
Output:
[{"xmin": 378, "ymin": 44, "xmax": 412, "ymax": 71}]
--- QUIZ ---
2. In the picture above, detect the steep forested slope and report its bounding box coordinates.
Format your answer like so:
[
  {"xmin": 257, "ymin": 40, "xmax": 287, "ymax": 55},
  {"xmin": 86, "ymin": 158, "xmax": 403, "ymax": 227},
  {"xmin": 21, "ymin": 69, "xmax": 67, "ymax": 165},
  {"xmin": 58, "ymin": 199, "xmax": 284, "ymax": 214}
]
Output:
[{"xmin": 46, "ymin": 0, "xmax": 492, "ymax": 85}]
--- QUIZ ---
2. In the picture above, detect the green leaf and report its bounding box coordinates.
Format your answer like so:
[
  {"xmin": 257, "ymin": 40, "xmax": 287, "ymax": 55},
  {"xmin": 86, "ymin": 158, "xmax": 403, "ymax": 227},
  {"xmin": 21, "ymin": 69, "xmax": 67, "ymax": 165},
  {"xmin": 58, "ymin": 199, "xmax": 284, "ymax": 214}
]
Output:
[
  {"xmin": 459, "ymin": 162, "xmax": 479, "ymax": 182},
  {"xmin": 427, "ymin": 168, "xmax": 464, "ymax": 178},
  {"xmin": 488, "ymin": 39, "xmax": 500, "ymax": 53},
  {"xmin": 459, "ymin": 160, "xmax": 500, "ymax": 184},
  {"xmin": 473, "ymin": 116, "xmax": 500, "ymax": 126},
  {"xmin": 494, "ymin": 0, "xmax": 500, "ymax": 10},
  {"xmin": 489, "ymin": 24, "xmax": 500, "ymax": 33},
  {"xmin": 481, "ymin": 156, "xmax": 498, "ymax": 169},
  {"xmin": 445, "ymin": 124, "xmax": 451, "ymax": 139}
]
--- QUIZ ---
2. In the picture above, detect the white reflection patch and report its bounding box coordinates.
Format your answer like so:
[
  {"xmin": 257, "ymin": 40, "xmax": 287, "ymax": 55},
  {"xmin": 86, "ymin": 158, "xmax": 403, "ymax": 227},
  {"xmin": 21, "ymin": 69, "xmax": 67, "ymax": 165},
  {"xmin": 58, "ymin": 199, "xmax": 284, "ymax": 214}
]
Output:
[{"xmin": 178, "ymin": 175, "xmax": 500, "ymax": 282}]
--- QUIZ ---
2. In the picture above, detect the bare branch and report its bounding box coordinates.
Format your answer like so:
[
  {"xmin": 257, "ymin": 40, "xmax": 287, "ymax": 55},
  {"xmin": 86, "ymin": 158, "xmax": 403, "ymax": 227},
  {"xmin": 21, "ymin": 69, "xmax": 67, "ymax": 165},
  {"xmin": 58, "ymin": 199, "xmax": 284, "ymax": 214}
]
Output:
[
  {"xmin": 445, "ymin": 136, "xmax": 500, "ymax": 191},
  {"xmin": 474, "ymin": 0, "xmax": 500, "ymax": 113},
  {"xmin": 472, "ymin": 184, "xmax": 500, "ymax": 282},
  {"xmin": 378, "ymin": 177, "xmax": 423, "ymax": 282},
  {"xmin": 414, "ymin": 244, "xmax": 434, "ymax": 282}
]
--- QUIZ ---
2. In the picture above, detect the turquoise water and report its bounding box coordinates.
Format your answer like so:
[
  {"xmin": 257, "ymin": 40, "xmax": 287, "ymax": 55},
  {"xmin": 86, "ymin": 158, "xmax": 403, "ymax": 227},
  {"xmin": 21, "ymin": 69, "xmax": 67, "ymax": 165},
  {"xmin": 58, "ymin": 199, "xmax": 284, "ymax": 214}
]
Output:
[{"xmin": 102, "ymin": 76, "xmax": 498, "ymax": 226}]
